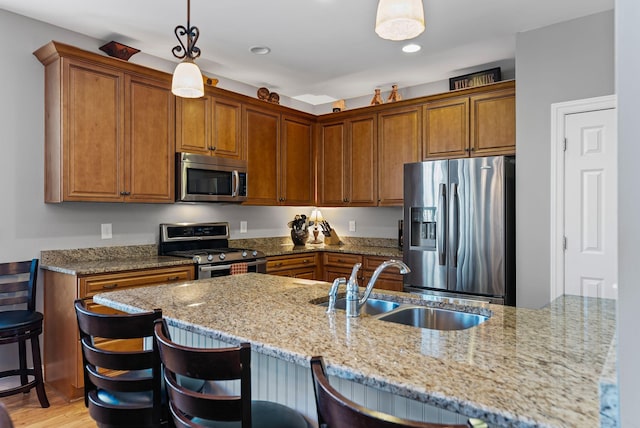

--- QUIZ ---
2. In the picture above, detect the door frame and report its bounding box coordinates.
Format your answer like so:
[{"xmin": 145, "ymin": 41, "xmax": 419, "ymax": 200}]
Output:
[{"xmin": 549, "ymin": 95, "xmax": 616, "ymax": 300}]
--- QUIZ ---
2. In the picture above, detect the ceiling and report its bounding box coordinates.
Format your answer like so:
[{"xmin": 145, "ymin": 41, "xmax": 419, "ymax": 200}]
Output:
[{"xmin": 0, "ymin": 0, "xmax": 613, "ymax": 105}]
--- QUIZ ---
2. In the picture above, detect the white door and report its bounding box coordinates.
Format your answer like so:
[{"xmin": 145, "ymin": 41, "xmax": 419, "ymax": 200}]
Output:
[{"xmin": 564, "ymin": 108, "xmax": 617, "ymax": 299}]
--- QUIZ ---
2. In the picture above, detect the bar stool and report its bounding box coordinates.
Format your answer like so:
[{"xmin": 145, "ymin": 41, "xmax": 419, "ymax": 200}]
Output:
[
  {"xmin": 74, "ymin": 299, "xmax": 165, "ymax": 428},
  {"xmin": 0, "ymin": 259, "xmax": 49, "ymax": 408},
  {"xmin": 310, "ymin": 356, "xmax": 487, "ymax": 428},
  {"xmin": 153, "ymin": 319, "xmax": 309, "ymax": 428}
]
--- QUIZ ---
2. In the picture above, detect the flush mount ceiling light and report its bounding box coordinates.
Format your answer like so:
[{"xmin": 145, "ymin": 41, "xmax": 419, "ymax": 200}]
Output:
[
  {"xmin": 375, "ymin": 0, "xmax": 425, "ymax": 41},
  {"xmin": 402, "ymin": 43, "xmax": 421, "ymax": 53},
  {"xmin": 250, "ymin": 46, "xmax": 271, "ymax": 55},
  {"xmin": 171, "ymin": 0, "xmax": 204, "ymax": 98}
]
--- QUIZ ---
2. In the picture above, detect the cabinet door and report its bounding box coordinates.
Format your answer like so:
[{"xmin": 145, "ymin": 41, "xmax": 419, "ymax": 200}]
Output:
[
  {"xmin": 244, "ymin": 105, "xmax": 280, "ymax": 205},
  {"xmin": 126, "ymin": 74, "xmax": 175, "ymax": 203},
  {"xmin": 281, "ymin": 115, "xmax": 314, "ymax": 205},
  {"xmin": 63, "ymin": 59, "xmax": 125, "ymax": 202},
  {"xmin": 318, "ymin": 121, "xmax": 347, "ymax": 206},
  {"xmin": 212, "ymin": 98, "xmax": 243, "ymax": 159},
  {"xmin": 470, "ymin": 88, "xmax": 515, "ymax": 156},
  {"xmin": 423, "ymin": 97, "xmax": 469, "ymax": 159},
  {"xmin": 175, "ymin": 96, "xmax": 211, "ymax": 155},
  {"xmin": 377, "ymin": 106, "xmax": 421, "ymax": 206},
  {"xmin": 348, "ymin": 114, "xmax": 377, "ymax": 206}
]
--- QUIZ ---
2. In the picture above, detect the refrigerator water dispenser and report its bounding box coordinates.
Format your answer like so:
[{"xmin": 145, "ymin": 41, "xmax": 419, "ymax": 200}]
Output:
[{"xmin": 410, "ymin": 207, "xmax": 437, "ymax": 250}]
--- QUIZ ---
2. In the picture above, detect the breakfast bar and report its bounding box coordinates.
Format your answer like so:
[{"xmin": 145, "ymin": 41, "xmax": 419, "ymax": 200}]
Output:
[{"xmin": 93, "ymin": 273, "xmax": 616, "ymax": 428}]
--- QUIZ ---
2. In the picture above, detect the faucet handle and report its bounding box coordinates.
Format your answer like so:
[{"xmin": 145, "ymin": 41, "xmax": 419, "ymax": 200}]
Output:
[{"xmin": 327, "ymin": 277, "xmax": 346, "ymax": 313}]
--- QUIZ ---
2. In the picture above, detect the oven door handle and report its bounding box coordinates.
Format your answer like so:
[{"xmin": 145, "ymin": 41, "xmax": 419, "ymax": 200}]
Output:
[{"xmin": 199, "ymin": 259, "xmax": 267, "ymax": 272}]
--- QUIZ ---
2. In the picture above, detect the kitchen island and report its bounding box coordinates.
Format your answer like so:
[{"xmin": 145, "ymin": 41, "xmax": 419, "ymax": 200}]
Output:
[{"xmin": 94, "ymin": 273, "xmax": 616, "ymax": 427}]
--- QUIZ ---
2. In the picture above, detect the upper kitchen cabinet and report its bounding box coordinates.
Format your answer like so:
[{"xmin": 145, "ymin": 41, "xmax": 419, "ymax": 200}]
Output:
[
  {"xmin": 175, "ymin": 94, "xmax": 243, "ymax": 160},
  {"xmin": 317, "ymin": 114, "xmax": 377, "ymax": 206},
  {"xmin": 243, "ymin": 104, "xmax": 314, "ymax": 206},
  {"xmin": 377, "ymin": 105, "xmax": 421, "ymax": 206},
  {"xmin": 34, "ymin": 41, "xmax": 175, "ymax": 203},
  {"xmin": 423, "ymin": 82, "xmax": 515, "ymax": 159}
]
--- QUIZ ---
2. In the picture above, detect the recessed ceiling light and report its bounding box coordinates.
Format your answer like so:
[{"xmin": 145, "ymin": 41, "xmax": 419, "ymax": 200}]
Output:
[
  {"xmin": 250, "ymin": 46, "xmax": 271, "ymax": 55},
  {"xmin": 402, "ymin": 43, "xmax": 421, "ymax": 53}
]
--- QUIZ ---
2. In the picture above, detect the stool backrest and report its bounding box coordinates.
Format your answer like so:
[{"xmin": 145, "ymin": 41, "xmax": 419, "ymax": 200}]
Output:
[
  {"xmin": 153, "ymin": 319, "xmax": 252, "ymax": 428},
  {"xmin": 0, "ymin": 259, "xmax": 38, "ymax": 311},
  {"xmin": 311, "ymin": 356, "xmax": 472, "ymax": 428},
  {"xmin": 74, "ymin": 299, "xmax": 164, "ymax": 423}
]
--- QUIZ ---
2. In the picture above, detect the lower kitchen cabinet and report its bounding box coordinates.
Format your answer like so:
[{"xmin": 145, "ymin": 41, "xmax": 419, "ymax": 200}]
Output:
[
  {"xmin": 362, "ymin": 255, "xmax": 404, "ymax": 292},
  {"xmin": 43, "ymin": 265, "xmax": 194, "ymax": 401},
  {"xmin": 266, "ymin": 253, "xmax": 319, "ymax": 279},
  {"xmin": 323, "ymin": 253, "xmax": 404, "ymax": 292}
]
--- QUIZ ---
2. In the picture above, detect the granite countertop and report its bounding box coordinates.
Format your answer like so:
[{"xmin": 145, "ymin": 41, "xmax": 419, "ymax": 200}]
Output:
[
  {"xmin": 40, "ymin": 244, "xmax": 194, "ymax": 275},
  {"xmin": 94, "ymin": 273, "xmax": 616, "ymax": 428}
]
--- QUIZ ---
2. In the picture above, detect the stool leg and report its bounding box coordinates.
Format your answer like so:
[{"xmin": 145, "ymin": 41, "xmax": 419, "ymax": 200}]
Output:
[
  {"xmin": 18, "ymin": 338, "xmax": 27, "ymax": 387},
  {"xmin": 30, "ymin": 335, "xmax": 49, "ymax": 408}
]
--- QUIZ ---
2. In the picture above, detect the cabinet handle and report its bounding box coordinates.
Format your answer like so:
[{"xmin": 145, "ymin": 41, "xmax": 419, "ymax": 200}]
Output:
[
  {"xmin": 465, "ymin": 148, "xmax": 470, "ymax": 152},
  {"xmin": 211, "ymin": 146, "xmax": 217, "ymax": 151},
  {"xmin": 120, "ymin": 191, "xmax": 131, "ymax": 196},
  {"xmin": 102, "ymin": 283, "xmax": 118, "ymax": 290},
  {"xmin": 167, "ymin": 276, "xmax": 180, "ymax": 281},
  {"xmin": 470, "ymin": 147, "xmax": 475, "ymax": 152},
  {"xmin": 274, "ymin": 262, "xmax": 283, "ymax": 267},
  {"xmin": 302, "ymin": 259, "xmax": 309, "ymax": 264}
]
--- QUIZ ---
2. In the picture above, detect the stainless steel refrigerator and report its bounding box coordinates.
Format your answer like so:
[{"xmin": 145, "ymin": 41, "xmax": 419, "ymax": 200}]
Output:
[{"xmin": 403, "ymin": 156, "xmax": 515, "ymax": 305}]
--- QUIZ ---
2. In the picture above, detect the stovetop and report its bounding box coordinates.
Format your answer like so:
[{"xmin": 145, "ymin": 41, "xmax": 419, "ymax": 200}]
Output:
[{"xmin": 159, "ymin": 222, "xmax": 264, "ymax": 264}]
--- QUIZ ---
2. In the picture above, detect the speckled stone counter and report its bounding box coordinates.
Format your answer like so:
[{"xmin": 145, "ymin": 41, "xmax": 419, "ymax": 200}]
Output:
[
  {"xmin": 40, "ymin": 245, "xmax": 193, "ymax": 275},
  {"xmin": 230, "ymin": 236, "xmax": 403, "ymax": 258},
  {"xmin": 94, "ymin": 273, "xmax": 616, "ymax": 428}
]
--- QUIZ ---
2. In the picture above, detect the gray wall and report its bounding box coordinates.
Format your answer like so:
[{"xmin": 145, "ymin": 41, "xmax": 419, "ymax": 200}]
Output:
[
  {"xmin": 616, "ymin": 0, "xmax": 639, "ymax": 424},
  {"xmin": 514, "ymin": 11, "xmax": 614, "ymax": 308}
]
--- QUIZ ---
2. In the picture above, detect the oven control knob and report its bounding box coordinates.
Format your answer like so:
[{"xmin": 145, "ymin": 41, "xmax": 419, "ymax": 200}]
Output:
[
  {"xmin": 207, "ymin": 254, "xmax": 214, "ymax": 262},
  {"xmin": 219, "ymin": 253, "xmax": 226, "ymax": 260},
  {"xmin": 242, "ymin": 250, "xmax": 247, "ymax": 257},
  {"xmin": 252, "ymin": 250, "xmax": 258, "ymax": 257},
  {"xmin": 193, "ymin": 255, "xmax": 201, "ymax": 264}
]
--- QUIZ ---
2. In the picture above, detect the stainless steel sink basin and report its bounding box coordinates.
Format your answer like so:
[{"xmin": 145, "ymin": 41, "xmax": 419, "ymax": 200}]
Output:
[
  {"xmin": 318, "ymin": 298, "xmax": 400, "ymax": 315},
  {"xmin": 377, "ymin": 306, "xmax": 488, "ymax": 330}
]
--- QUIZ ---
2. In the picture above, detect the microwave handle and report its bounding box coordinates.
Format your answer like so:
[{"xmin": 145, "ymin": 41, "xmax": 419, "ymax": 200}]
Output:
[{"xmin": 232, "ymin": 170, "xmax": 240, "ymax": 197}]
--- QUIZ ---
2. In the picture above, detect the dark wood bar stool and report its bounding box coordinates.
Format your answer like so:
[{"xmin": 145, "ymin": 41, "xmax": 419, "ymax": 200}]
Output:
[
  {"xmin": 74, "ymin": 299, "xmax": 165, "ymax": 428},
  {"xmin": 0, "ymin": 259, "xmax": 49, "ymax": 408},
  {"xmin": 310, "ymin": 356, "xmax": 487, "ymax": 428},
  {"xmin": 153, "ymin": 319, "xmax": 310, "ymax": 428}
]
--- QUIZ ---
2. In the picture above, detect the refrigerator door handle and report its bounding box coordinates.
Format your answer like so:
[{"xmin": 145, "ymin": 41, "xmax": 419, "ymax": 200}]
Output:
[
  {"xmin": 450, "ymin": 183, "xmax": 460, "ymax": 267},
  {"xmin": 438, "ymin": 183, "xmax": 447, "ymax": 265}
]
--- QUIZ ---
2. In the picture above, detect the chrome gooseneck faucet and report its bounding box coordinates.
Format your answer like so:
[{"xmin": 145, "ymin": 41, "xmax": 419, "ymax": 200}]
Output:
[{"xmin": 326, "ymin": 260, "xmax": 411, "ymax": 317}]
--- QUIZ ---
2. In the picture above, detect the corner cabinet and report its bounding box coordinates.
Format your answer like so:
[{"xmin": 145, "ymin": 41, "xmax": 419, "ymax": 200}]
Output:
[
  {"xmin": 243, "ymin": 105, "xmax": 315, "ymax": 206},
  {"xmin": 175, "ymin": 94, "xmax": 244, "ymax": 160},
  {"xmin": 423, "ymin": 84, "xmax": 515, "ymax": 159},
  {"xmin": 34, "ymin": 41, "xmax": 175, "ymax": 203},
  {"xmin": 43, "ymin": 265, "xmax": 194, "ymax": 401}
]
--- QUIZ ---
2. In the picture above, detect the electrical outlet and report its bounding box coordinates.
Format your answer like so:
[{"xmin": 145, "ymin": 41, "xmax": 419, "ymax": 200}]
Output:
[
  {"xmin": 348, "ymin": 220, "xmax": 356, "ymax": 232},
  {"xmin": 101, "ymin": 223, "xmax": 112, "ymax": 239},
  {"xmin": 240, "ymin": 221, "xmax": 247, "ymax": 233}
]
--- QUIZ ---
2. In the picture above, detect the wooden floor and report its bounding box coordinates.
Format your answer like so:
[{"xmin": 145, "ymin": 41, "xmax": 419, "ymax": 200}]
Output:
[{"xmin": 0, "ymin": 384, "xmax": 95, "ymax": 427}]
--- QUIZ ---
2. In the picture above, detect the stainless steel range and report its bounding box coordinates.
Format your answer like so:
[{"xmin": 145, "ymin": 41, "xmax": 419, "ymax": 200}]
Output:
[{"xmin": 159, "ymin": 222, "xmax": 267, "ymax": 279}]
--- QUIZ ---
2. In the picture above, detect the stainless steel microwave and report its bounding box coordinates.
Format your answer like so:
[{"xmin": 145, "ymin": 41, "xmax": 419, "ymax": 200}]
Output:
[{"xmin": 176, "ymin": 153, "xmax": 247, "ymax": 202}]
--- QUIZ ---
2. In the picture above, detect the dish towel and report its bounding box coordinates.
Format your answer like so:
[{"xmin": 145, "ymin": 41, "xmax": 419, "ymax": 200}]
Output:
[{"xmin": 230, "ymin": 263, "xmax": 248, "ymax": 275}]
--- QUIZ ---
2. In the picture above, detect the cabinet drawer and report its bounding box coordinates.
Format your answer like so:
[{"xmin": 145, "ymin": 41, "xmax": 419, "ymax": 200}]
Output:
[
  {"xmin": 81, "ymin": 266, "xmax": 193, "ymax": 298},
  {"xmin": 323, "ymin": 252, "xmax": 362, "ymax": 267},
  {"xmin": 362, "ymin": 255, "xmax": 403, "ymax": 271},
  {"xmin": 267, "ymin": 254, "xmax": 317, "ymax": 272}
]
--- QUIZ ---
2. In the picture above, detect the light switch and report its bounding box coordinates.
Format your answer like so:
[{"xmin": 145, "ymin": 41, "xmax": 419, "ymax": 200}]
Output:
[
  {"xmin": 349, "ymin": 220, "xmax": 356, "ymax": 232},
  {"xmin": 101, "ymin": 223, "xmax": 112, "ymax": 239},
  {"xmin": 240, "ymin": 221, "xmax": 247, "ymax": 233}
]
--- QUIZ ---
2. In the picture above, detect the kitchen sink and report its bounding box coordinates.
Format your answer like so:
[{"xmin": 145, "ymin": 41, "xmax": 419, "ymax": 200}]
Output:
[
  {"xmin": 318, "ymin": 298, "xmax": 400, "ymax": 316},
  {"xmin": 376, "ymin": 306, "xmax": 488, "ymax": 331}
]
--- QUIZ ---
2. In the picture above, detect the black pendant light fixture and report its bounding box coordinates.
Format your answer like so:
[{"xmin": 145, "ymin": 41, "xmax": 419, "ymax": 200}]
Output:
[{"xmin": 171, "ymin": 0, "xmax": 204, "ymax": 98}]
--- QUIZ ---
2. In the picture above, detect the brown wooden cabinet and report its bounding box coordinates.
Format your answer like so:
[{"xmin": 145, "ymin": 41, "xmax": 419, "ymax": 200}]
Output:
[
  {"xmin": 377, "ymin": 106, "xmax": 421, "ymax": 206},
  {"xmin": 318, "ymin": 114, "xmax": 377, "ymax": 206},
  {"xmin": 267, "ymin": 253, "xmax": 319, "ymax": 279},
  {"xmin": 423, "ymin": 85, "xmax": 515, "ymax": 159},
  {"xmin": 176, "ymin": 95, "xmax": 243, "ymax": 159},
  {"xmin": 362, "ymin": 255, "xmax": 404, "ymax": 292},
  {"xmin": 34, "ymin": 41, "xmax": 175, "ymax": 203},
  {"xmin": 43, "ymin": 265, "xmax": 194, "ymax": 401},
  {"xmin": 322, "ymin": 253, "xmax": 403, "ymax": 292},
  {"xmin": 243, "ymin": 107, "xmax": 315, "ymax": 206},
  {"xmin": 323, "ymin": 252, "xmax": 363, "ymax": 283}
]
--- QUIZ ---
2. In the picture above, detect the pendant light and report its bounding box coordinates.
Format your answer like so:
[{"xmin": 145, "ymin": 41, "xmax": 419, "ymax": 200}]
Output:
[
  {"xmin": 171, "ymin": 0, "xmax": 204, "ymax": 98},
  {"xmin": 375, "ymin": 0, "xmax": 425, "ymax": 41}
]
